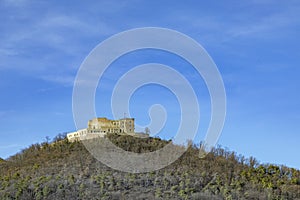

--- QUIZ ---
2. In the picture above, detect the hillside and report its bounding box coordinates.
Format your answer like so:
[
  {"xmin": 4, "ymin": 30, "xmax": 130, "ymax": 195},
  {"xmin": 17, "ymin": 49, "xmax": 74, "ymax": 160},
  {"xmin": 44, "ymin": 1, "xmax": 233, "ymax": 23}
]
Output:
[{"xmin": 0, "ymin": 133, "xmax": 300, "ymax": 200}]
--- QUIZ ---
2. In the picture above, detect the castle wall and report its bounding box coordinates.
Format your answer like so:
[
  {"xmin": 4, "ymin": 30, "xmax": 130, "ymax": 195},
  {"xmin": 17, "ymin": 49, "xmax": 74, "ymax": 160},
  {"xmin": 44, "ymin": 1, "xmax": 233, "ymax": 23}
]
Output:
[{"xmin": 67, "ymin": 117, "xmax": 135, "ymax": 142}]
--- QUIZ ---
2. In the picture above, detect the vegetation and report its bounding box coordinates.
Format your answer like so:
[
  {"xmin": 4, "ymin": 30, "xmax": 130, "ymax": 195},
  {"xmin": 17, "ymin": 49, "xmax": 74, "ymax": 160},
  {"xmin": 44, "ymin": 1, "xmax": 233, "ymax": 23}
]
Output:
[{"xmin": 0, "ymin": 133, "xmax": 300, "ymax": 199}]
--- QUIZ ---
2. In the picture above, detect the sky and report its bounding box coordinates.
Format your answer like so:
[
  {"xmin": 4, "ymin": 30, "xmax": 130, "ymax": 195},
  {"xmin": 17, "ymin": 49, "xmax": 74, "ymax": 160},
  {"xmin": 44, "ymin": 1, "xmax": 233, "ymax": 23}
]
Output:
[{"xmin": 0, "ymin": 0, "xmax": 300, "ymax": 169}]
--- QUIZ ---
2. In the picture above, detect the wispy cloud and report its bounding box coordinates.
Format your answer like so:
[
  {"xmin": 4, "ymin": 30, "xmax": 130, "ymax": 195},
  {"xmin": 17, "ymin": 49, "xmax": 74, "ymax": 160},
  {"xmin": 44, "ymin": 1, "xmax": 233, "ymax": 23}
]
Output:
[
  {"xmin": 172, "ymin": 1, "xmax": 300, "ymax": 45},
  {"xmin": 0, "ymin": 48, "xmax": 19, "ymax": 56},
  {"xmin": 2, "ymin": 0, "xmax": 29, "ymax": 7},
  {"xmin": 227, "ymin": 7, "xmax": 300, "ymax": 39},
  {"xmin": 0, "ymin": 110, "xmax": 14, "ymax": 118},
  {"xmin": 40, "ymin": 74, "xmax": 75, "ymax": 87},
  {"xmin": 0, "ymin": 5, "xmax": 118, "ymax": 73},
  {"xmin": 0, "ymin": 144, "xmax": 22, "ymax": 150}
]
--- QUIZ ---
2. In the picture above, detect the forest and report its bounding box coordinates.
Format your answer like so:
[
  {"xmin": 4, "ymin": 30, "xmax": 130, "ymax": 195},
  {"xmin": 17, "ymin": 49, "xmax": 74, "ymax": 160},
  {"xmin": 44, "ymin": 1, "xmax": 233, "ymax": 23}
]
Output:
[{"xmin": 0, "ymin": 133, "xmax": 300, "ymax": 199}]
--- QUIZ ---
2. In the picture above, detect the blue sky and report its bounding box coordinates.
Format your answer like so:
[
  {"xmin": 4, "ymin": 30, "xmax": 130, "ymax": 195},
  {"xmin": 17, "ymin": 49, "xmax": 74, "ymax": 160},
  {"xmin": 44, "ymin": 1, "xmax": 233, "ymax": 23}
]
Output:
[{"xmin": 1, "ymin": 0, "xmax": 300, "ymax": 169}]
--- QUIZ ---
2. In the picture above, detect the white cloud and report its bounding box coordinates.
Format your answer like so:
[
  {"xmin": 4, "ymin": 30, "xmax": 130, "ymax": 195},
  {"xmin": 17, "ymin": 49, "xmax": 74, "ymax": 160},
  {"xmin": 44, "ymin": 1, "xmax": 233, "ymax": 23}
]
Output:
[
  {"xmin": 2, "ymin": 0, "xmax": 29, "ymax": 7},
  {"xmin": 0, "ymin": 110, "xmax": 14, "ymax": 118},
  {"xmin": 0, "ymin": 48, "xmax": 19, "ymax": 56},
  {"xmin": 40, "ymin": 74, "xmax": 75, "ymax": 87},
  {"xmin": 0, "ymin": 144, "xmax": 22, "ymax": 149},
  {"xmin": 172, "ymin": 2, "xmax": 300, "ymax": 44},
  {"xmin": 227, "ymin": 9, "xmax": 300, "ymax": 39}
]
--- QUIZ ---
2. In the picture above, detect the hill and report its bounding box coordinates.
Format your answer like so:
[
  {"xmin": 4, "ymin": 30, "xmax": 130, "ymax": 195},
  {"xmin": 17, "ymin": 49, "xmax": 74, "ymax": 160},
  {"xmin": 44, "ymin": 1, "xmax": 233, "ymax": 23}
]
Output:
[
  {"xmin": 0, "ymin": 158, "xmax": 5, "ymax": 164},
  {"xmin": 0, "ymin": 133, "xmax": 300, "ymax": 199}
]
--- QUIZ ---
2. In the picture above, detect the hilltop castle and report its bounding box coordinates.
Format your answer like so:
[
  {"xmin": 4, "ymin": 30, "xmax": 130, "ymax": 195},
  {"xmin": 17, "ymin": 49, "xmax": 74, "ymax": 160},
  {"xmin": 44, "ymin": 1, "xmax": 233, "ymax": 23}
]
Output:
[{"xmin": 67, "ymin": 117, "xmax": 137, "ymax": 142}]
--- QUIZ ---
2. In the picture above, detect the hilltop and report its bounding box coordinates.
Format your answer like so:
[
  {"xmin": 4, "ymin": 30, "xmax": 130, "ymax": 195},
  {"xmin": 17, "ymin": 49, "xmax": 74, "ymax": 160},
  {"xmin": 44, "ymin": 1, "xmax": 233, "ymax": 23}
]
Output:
[{"xmin": 0, "ymin": 133, "xmax": 300, "ymax": 199}]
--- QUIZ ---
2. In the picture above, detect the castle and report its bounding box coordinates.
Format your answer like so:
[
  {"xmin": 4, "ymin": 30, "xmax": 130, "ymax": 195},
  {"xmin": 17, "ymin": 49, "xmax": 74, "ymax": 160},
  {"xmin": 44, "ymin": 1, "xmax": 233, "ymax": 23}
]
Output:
[{"xmin": 67, "ymin": 117, "xmax": 136, "ymax": 142}]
